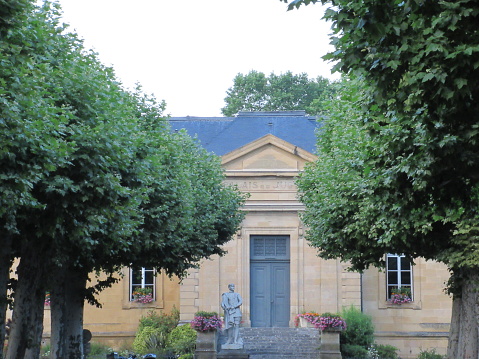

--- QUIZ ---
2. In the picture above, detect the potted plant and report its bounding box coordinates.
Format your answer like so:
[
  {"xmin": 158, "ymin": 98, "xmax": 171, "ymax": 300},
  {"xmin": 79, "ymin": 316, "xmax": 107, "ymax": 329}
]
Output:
[
  {"xmin": 132, "ymin": 287, "xmax": 154, "ymax": 303},
  {"xmin": 191, "ymin": 311, "xmax": 222, "ymax": 332},
  {"xmin": 389, "ymin": 287, "xmax": 412, "ymax": 305},
  {"xmin": 318, "ymin": 312, "xmax": 347, "ymax": 332},
  {"xmin": 294, "ymin": 311, "xmax": 320, "ymax": 328},
  {"xmin": 319, "ymin": 312, "xmax": 347, "ymax": 359},
  {"xmin": 44, "ymin": 292, "xmax": 51, "ymax": 307},
  {"xmin": 191, "ymin": 311, "xmax": 222, "ymax": 357}
]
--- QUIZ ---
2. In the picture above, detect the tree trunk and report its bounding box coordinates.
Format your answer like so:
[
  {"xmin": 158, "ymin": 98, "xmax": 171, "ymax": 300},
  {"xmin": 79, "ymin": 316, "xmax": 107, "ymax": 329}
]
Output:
[
  {"xmin": 50, "ymin": 266, "xmax": 87, "ymax": 359},
  {"xmin": 455, "ymin": 273, "xmax": 479, "ymax": 359},
  {"xmin": 447, "ymin": 295, "xmax": 461, "ymax": 359},
  {"xmin": 447, "ymin": 273, "xmax": 479, "ymax": 359},
  {"xmin": 5, "ymin": 248, "xmax": 45, "ymax": 359},
  {"xmin": 0, "ymin": 234, "xmax": 13, "ymax": 359}
]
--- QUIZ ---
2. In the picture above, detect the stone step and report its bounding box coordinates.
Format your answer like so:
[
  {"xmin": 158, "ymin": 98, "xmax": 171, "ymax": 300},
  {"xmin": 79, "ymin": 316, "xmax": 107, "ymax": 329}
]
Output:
[{"xmin": 218, "ymin": 327, "xmax": 320, "ymax": 359}]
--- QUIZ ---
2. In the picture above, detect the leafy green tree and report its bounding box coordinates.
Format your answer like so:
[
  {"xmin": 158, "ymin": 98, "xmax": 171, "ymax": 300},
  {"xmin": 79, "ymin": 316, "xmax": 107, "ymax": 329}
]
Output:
[
  {"xmin": 221, "ymin": 70, "xmax": 334, "ymax": 116},
  {"xmin": 1, "ymin": 2, "xmax": 245, "ymax": 359},
  {"xmin": 290, "ymin": 0, "xmax": 479, "ymax": 357},
  {"xmin": 0, "ymin": 1, "xmax": 73, "ymax": 357}
]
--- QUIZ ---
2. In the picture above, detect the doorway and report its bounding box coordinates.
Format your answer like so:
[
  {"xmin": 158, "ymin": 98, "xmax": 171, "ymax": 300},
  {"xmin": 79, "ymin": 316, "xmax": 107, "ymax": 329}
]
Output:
[{"xmin": 250, "ymin": 235, "xmax": 290, "ymax": 327}]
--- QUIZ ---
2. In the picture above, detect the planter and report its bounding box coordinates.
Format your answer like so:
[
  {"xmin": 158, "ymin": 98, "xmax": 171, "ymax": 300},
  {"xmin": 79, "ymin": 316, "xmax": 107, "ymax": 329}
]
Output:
[
  {"xmin": 320, "ymin": 329, "xmax": 342, "ymax": 359},
  {"xmin": 299, "ymin": 316, "xmax": 316, "ymax": 328},
  {"xmin": 389, "ymin": 295, "xmax": 412, "ymax": 305},
  {"xmin": 322, "ymin": 327, "xmax": 343, "ymax": 332},
  {"xmin": 195, "ymin": 330, "xmax": 218, "ymax": 359}
]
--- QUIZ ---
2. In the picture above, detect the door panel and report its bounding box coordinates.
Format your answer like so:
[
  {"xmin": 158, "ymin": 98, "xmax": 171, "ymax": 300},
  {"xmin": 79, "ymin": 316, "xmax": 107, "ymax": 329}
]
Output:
[
  {"xmin": 271, "ymin": 263, "xmax": 290, "ymax": 327},
  {"xmin": 250, "ymin": 263, "xmax": 270, "ymax": 327},
  {"xmin": 250, "ymin": 261, "xmax": 290, "ymax": 327}
]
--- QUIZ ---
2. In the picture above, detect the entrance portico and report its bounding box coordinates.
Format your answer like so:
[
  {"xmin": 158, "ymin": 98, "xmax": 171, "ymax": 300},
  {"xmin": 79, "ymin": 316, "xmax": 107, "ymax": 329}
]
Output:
[{"xmin": 178, "ymin": 131, "xmax": 354, "ymax": 326}]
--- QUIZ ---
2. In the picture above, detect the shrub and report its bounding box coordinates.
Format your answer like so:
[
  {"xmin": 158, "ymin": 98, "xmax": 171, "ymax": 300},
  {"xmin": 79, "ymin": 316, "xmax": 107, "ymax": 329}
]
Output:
[
  {"xmin": 88, "ymin": 341, "xmax": 110, "ymax": 356},
  {"xmin": 133, "ymin": 326, "xmax": 166, "ymax": 355},
  {"xmin": 340, "ymin": 306, "xmax": 375, "ymax": 350},
  {"xmin": 341, "ymin": 343, "xmax": 368, "ymax": 358},
  {"xmin": 138, "ymin": 307, "xmax": 180, "ymax": 334},
  {"xmin": 375, "ymin": 344, "xmax": 399, "ymax": 359},
  {"xmin": 167, "ymin": 323, "xmax": 197, "ymax": 356},
  {"xmin": 417, "ymin": 348, "xmax": 445, "ymax": 359}
]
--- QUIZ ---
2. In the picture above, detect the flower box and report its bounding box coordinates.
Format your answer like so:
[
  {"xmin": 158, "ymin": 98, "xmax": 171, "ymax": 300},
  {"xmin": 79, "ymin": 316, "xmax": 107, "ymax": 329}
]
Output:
[
  {"xmin": 317, "ymin": 313, "xmax": 347, "ymax": 331},
  {"xmin": 295, "ymin": 311, "xmax": 320, "ymax": 328},
  {"xmin": 320, "ymin": 330, "xmax": 342, "ymax": 358},
  {"xmin": 299, "ymin": 316, "xmax": 315, "ymax": 328},
  {"xmin": 44, "ymin": 292, "xmax": 51, "ymax": 306},
  {"xmin": 191, "ymin": 311, "xmax": 222, "ymax": 332},
  {"xmin": 389, "ymin": 287, "xmax": 412, "ymax": 305},
  {"xmin": 295, "ymin": 311, "xmax": 346, "ymax": 332},
  {"xmin": 132, "ymin": 287, "xmax": 154, "ymax": 303},
  {"xmin": 195, "ymin": 330, "xmax": 218, "ymax": 359}
]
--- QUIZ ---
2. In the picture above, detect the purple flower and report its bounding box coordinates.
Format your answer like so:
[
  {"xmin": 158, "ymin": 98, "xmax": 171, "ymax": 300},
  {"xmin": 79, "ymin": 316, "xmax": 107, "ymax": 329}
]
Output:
[
  {"xmin": 191, "ymin": 314, "xmax": 222, "ymax": 332},
  {"xmin": 389, "ymin": 293, "xmax": 412, "ymax": 305},
  {"xmin": 295, "ymin": 312, "xmax": 346, "ymax": 331}
]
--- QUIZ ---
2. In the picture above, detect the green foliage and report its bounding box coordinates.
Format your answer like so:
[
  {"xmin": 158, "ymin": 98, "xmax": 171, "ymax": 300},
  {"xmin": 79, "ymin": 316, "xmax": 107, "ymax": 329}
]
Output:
[
  {"xmin": 291, "ymin": 0, "xmax": 479, "ymax": 353},
  {"xmin": 320, "ymin": 312, "xmax": 340, "ymax": 318},
  {"xmin": 1, "ymin": 1, "xmax": 246, "ymax": 355},
  {"xmin": 166, "ymin": 324, "xmax": 197, "ymax": 356},
  {"xmin": 194, "ymin": 311, "xmax": 219, "ymax": 318},
  {"xmin": 40, "ymin": 343, "xmax": 51, "ymax": 358},
  {"xmin": 341, "ymin": 344, "xmax": 368, "ymax": 359},
  {"xmin": 1, "ymin": 0, "xmax": 246, "ymax": 310},
  {"xmin": 144, "ymin": 331, "xmax": 168, "ymax": 355},
  {"xmin": 417, "ymin": 348, "xmax": 445, "ymax": 359},
  {"xmin": 297, "ymin": 78, "xmax": 390, "ymax": 271},
  {"xmin": 87, "ymin": 342, "xmax": 110, "ymax": 356},
  {"xmin": 340, "ymin": 306, "xmax": 375, "ymax": 350},
  {"xmin": 293, "ymin": 0, "xmax": 479, "ymax": 288},
  {"xmin": 221, "ymin": 70, "xmax": 336, "ymax": 116},
  {"xmin": 375, "ymin": 344, "xmax": 399, "ymax": 359},
  {"xmin": 280, "ymin": 0, "xmax": 319, "ymax": 11},
  {"xmin": 138, "ymin": 308, "xmax": 180, "ymax": 334},
  {"xmin": 133, "ymin": 326, "xmax": 165, "ymax": 355},
  {"xmin": 134, "ymin": 308, "xmax": 183, "ymax": 356}
]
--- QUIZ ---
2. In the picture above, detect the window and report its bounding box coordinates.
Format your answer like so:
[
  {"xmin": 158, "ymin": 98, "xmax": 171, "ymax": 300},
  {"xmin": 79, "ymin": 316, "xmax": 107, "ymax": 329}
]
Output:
[
  {"xmin": 130, "ymin": 267, "xmax": 155, "ymax": 302},
  {"xmin": 386, "ymin": 254, "xmax": 413, "ymax": 299}
]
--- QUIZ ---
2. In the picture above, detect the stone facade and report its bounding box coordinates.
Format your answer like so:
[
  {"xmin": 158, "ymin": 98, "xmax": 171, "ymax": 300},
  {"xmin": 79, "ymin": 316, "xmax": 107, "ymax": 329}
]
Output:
[
  {"xmin": 35, "ymin": 112, "xmax": 452, "ymax": 358},
  {"xmin": 171, "ymin": 113, "xmax": 452, "ymax": 358}
]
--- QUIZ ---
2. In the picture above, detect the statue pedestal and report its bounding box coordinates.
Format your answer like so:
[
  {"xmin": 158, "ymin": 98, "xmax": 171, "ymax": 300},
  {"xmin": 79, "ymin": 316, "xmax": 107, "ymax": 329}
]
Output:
[
  {"xmin": 221, "ymin": 343, "xmax": 243, "ymax": 350},
  {"xmin": 218, "ymin": 332, "xmax": 248, "ymax": 358},
  {"xmin": 195, "ymin": 330, "xmax": 218, "ymax": 359},
  {"xmin": 320, "ymin": 329, "xmax": 342, "ymax": 359},
  {"xmin": 217, "ymin": 349, "xmax": 249, "ymax": 359}
]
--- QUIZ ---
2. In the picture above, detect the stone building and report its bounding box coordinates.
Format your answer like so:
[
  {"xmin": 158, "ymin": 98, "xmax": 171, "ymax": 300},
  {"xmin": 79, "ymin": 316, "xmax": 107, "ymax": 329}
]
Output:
[{"xmin": 59, "ymin": 111, "xmax": 451, "ymax": 358}]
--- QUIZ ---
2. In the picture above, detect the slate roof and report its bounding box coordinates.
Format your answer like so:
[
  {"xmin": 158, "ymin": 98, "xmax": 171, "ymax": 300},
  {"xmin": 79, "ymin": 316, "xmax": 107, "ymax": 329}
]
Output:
[{"xmin": 169, "ymin": 111, "xmax": 319, "ymax": 156}]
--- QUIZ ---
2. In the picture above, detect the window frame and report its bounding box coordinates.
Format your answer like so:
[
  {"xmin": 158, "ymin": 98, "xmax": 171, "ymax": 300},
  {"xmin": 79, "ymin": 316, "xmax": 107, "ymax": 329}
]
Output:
[
  {"xmin": 386, "ymin": 253, "xmax": 413, "ymax": 301},
  {"xmin": 129, "ymin": 267, "xmax": 156, "ymax": 302}
]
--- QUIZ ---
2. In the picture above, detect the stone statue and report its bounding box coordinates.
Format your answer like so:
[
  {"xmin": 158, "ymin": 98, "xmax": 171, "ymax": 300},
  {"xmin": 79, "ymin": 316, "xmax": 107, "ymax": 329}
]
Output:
[{"xmin": 221, "ymin": 283, "xmax": 243, "ymax": 349}]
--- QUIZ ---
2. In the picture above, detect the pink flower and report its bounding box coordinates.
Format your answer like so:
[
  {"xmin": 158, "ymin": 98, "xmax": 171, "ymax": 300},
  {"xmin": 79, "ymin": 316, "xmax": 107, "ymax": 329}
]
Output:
[
  {"xmin": 295, "ymin": 312, "xmax": 346, "ymax": 331},
  {"xmin": 191, "ymin": 314, "xmax": 222, "ymax": 332},
  {"xmin": 389, "ymin": 293, "xmax": 412, "ymax": 305}
]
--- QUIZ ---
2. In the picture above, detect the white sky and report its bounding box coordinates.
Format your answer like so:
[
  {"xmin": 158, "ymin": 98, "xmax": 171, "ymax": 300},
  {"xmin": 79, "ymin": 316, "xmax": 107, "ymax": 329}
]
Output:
[{"xmin": 58, "ymin": 0, "xmax": 338, "ymax": 117}]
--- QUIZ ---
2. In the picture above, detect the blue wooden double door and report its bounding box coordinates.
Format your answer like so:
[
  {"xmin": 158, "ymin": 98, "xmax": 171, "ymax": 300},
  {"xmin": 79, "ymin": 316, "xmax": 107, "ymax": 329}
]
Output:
[{"xmin": 250, "ymin": 235, "xmax": 290, "ymax": 327}]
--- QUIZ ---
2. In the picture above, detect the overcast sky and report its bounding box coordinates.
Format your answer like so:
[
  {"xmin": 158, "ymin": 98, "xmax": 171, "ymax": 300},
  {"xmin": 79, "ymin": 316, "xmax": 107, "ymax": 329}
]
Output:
[{"xmin": 58, "ymin": 0, "xmax": 338, "ymax": 117}]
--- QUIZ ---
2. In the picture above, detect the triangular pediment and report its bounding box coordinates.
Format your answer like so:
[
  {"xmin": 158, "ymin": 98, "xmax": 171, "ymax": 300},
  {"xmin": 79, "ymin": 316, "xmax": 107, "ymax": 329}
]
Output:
[{"xmin": 221, "ymin": 134, "xmax": 317, "ymax": 172}]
